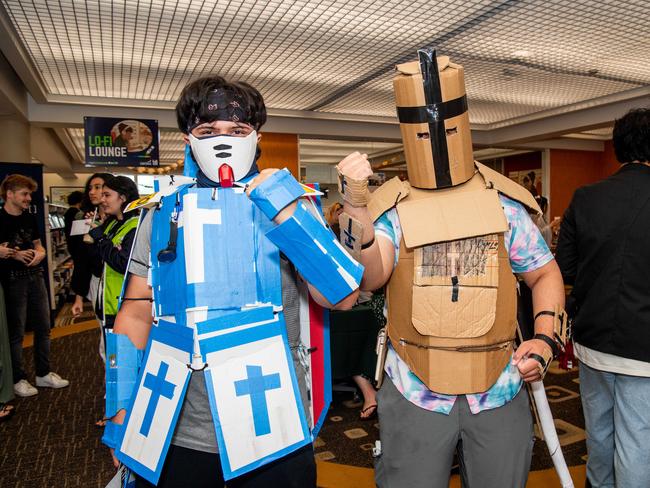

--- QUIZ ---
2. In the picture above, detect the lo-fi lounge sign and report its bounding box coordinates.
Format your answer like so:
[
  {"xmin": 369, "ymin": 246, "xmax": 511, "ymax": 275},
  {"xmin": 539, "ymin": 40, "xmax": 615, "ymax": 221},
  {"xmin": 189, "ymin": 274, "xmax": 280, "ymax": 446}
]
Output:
[{"xmin": 84, "ymin": 116, "xmax": 159, "ymax": 167}]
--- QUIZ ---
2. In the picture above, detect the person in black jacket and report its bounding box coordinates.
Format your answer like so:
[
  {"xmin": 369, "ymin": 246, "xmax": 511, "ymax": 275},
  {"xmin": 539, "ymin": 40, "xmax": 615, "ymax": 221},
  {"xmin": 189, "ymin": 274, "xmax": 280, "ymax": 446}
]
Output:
[{"xmin": 555, "ymin": 108, "xmax": 650, "ymax": 488}]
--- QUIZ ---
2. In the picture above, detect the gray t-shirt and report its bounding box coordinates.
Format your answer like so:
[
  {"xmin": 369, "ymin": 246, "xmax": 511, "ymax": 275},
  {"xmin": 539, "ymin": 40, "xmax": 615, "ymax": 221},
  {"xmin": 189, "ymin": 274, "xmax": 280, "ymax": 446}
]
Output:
[{"xmin": 129, "ymin": 209, "xmax": 309, "ymax": 453}]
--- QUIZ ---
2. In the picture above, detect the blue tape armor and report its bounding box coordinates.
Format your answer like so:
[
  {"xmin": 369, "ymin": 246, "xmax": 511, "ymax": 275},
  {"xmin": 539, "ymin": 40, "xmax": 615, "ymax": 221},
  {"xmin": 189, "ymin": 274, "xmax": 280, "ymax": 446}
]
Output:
[
  {"xmin": 265, "ymin": 201, "xmax": 364, "ymax": 305},
  {"xmin": 103, "ymin": 332, "xmax": 143, "ymax": 448},
  {"xmin": 150, "ymin": 186, "xmax": 282, "ymax": 316},
  {"xmin": 249, "ymin": 169, "xmax": 305, "ymax": 220},
  {"xmin": 102, "ymin": 420, "xmax": 123, "ymax": 450}
]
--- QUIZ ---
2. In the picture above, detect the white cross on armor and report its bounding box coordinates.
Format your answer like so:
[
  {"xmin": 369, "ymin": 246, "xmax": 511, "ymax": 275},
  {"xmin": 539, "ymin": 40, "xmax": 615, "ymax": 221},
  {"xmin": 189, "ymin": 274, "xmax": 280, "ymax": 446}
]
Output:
[
  {"xmin": 178, "ymin": 192, "xmax": 222, "ymax": 284},
  {"xmin": 448, "ymin": 243, "xmax": 461, "ymax": 276}
]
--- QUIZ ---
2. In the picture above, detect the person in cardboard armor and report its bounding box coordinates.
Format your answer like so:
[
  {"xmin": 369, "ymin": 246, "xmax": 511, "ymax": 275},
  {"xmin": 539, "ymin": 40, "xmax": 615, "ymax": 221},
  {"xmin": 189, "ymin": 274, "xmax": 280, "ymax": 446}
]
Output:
[
  {"xmin": 336, "ymin": 49, "xmax": 568, "ymax": 487},
  {"xmin": 101, "ymin": 76, "xmax": 362, "ymax": 488}
]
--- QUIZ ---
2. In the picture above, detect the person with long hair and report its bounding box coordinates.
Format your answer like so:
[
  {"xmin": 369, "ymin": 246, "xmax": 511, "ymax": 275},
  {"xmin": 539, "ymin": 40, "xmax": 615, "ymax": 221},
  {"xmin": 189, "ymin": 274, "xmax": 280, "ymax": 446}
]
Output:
[
  {"xmin": 87, "ymin": 175, "xmax": 140, "ymax": 331},
  {"xmin": 70, "ymin": 173, "xmax": 112, "ymax": 317}
]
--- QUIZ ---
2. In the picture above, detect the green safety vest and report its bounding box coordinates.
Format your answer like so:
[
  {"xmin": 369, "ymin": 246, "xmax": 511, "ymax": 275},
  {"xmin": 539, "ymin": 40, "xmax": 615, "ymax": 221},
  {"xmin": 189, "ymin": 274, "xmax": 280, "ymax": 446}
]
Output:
[{"xmin": 102, "ymin": 215, "xmax": 139, "ymax": 318}]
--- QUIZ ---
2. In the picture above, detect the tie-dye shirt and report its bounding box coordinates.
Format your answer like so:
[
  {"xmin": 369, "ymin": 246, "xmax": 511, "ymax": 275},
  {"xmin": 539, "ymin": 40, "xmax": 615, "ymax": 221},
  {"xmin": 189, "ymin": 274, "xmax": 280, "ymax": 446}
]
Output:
[{"xmin": 375, "ymin": 195, "xmax": 554, "ymax": 414}]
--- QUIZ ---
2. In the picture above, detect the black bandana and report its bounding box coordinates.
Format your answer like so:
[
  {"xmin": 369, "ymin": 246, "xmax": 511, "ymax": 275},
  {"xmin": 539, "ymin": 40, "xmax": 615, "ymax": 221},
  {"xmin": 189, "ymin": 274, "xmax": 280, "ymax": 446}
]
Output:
[{"xmin": 188, "ymin": 89, "xmax": 251, "ymax": 133}]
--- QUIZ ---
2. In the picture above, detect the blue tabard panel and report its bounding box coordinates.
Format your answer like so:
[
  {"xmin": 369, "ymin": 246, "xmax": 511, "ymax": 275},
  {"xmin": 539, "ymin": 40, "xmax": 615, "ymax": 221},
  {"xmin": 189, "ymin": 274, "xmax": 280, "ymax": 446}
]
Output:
[{"xmin": 151, "ymin": 187, "xmax": 282, "ymax": 317}]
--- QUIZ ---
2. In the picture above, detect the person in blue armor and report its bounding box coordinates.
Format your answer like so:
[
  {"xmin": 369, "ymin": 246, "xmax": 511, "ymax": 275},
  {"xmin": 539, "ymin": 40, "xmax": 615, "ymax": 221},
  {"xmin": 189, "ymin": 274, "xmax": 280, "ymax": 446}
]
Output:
[{"xmin": 102, "ymin": 77, "xmax": 363, "ymax": 488}]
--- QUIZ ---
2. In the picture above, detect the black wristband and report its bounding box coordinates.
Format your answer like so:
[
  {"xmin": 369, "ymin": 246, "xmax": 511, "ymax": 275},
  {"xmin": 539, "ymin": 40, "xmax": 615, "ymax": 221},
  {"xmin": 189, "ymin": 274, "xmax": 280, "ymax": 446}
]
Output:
[
  {"xmin": 533, "ymin": 333, "xmax": 559, "ymax": 357},
  {"xmin": 361, "ymin": 236, "xmax": 375, "ymax": 250},
  {"xmin": 534, "ymin": 310, "xmax": 556, "ymax": 321},
  {"xmin": 528, "ymin": 352, "xmax": 548, "ymax": 372}
]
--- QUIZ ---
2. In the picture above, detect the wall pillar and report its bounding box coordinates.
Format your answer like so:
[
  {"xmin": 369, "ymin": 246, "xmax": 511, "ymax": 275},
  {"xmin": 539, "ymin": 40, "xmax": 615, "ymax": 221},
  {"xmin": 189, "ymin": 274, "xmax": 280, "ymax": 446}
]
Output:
[{"xmin": 0, "ymin": 117, "xmax": 30, "ymax": 163}]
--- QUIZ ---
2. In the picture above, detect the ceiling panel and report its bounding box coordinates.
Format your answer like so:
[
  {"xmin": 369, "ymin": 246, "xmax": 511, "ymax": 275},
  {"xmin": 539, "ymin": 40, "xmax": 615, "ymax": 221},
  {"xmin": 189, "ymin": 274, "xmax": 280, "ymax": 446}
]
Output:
[
  {"xmin": 2, "ymin": 0, "xmax": 648, "ymax": 126},
  {"xmin": 2, "ymin": 0, "xmax": 494, "ymax": 102}
]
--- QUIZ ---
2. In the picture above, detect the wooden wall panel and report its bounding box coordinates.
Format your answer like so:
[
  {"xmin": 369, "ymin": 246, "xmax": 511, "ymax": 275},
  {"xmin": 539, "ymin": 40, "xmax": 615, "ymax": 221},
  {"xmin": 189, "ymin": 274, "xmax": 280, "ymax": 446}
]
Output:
[
  {"xmin": 601, "ymin": 140, "xmax": 621, "ymax": 178},
  {"xmin": 257, "ymin": 132, "xmax": 299, "ymax": 178},
  {"xmin": 549, "ymin": 149, "xmax": 603, "ymax": 219}
]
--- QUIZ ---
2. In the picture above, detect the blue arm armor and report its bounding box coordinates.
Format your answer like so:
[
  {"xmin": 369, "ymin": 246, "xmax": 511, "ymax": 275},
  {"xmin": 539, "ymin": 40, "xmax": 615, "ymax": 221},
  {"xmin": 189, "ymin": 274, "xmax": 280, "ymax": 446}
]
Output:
[
  {"xmin": 102, "ymin": 421, "xmax": 122, "ymax": 450},
  {"xmin": 102, "ymin": 332, "xmax": 143, "ymax": 449},
  {"xmin": 249, "ymin": 169, "xmax": 305, "ymax": 220},
  {"xmin": 265, "ymin": 201, "xmax": 364, "ymax": 304}
]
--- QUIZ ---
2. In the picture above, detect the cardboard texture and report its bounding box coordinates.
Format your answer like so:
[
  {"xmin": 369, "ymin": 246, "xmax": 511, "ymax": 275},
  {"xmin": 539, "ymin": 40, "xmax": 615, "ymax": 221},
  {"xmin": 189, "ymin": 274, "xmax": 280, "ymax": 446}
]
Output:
[
  {"xmin": 412, "ymin": 234, "xmax": 500, "ymax": 339},
  {"xmin": 396, "ymin": 185, "xmax": 507, "ymax": 248},
  {"xmin": 412, "ymin": 285, "xmax": 497, "ymax": 339},
  {"xmin": 413, "ymin": 234, "xmax": 500, "ymax": 288},
  {"xmin": 387, "ymin": 234, "xmax": 516, "ymax": 395},
  {"xmin": 476, "ymin": 161, "xmax": 542, "ymax": 214},
  {"xmin": 367, "ymin": 176, "xmax": 410, "ymax": 222},
  {"xmin": 338, "ymin": 213, "xmax": 363, "ymax": 261},
  {"xmin": 384, "ymin": 177, "xmax": 518, "ymax": 395},
  {"xmin": 394, "ymin": 56, "xmax": 474, "ymax": 189}
]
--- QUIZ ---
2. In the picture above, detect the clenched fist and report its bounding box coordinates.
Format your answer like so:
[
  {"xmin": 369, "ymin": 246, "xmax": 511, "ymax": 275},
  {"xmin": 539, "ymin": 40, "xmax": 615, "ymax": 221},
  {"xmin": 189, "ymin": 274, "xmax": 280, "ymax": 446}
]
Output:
[
  {"xmin": 336, "ymin": 152, "xmax": 374, "ymax": 181},
  {"xmin": 336, "ymin": 152, "xmax": 373, "ymax": 207}
]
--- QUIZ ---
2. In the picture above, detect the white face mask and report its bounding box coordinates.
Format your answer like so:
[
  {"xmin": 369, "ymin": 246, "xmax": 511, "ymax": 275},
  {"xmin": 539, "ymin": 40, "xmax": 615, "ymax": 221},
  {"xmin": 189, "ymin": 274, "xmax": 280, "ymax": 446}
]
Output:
[{"xmin": 188, "ymin": 131, "xmax": 258, "ymax": 183}]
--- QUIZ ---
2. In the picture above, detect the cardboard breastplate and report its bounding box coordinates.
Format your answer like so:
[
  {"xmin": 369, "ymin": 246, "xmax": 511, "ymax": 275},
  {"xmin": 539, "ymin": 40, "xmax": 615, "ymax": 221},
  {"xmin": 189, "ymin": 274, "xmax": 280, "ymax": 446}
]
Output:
[{"xmin": 386, "ymin": 178, "xmax": 517, "ymax": 394}]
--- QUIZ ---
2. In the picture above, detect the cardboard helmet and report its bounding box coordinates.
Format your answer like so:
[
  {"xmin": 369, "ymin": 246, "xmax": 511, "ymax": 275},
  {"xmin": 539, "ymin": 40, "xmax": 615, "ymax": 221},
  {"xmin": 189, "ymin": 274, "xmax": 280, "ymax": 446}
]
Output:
[{"xmin": 394, "ymin": 48, "xmax": 474, "ymax": 189}]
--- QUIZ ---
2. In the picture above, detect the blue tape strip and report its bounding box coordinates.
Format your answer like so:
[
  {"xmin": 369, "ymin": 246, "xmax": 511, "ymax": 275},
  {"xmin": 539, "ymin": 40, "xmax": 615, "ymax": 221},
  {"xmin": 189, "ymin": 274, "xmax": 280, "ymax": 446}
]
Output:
[
  {"xmin": 152, "ymin": 187, "xmax": 283, "ymax": 316},
  {"xmin": 183, "ymin": 144, "xmax": 199, "ymax": 178},
  {"xmin": 151, "ymin": 190, "xmax": 189, "ymax": 315},
  {"xmin": 234, "ymin": 365, "xmax": 282, "ymax": 436},
  {"xmin": 199, "ymin": 319, "xmax": 280, "ymax": 357},
  {"xmin": 201, "ymin": 314, "xmax": 310, "ymax": 480},
  {"xmin": 139, "ymin": 361, "xmax": 177, "ymax": 436},
  {"xmin": 265, "ymin": 202, "xmax": 364, "ymax": 304},
  {"xmin": 196, "ymin": 306, "xmax": 275, "ymax": 336},
  {"xmin": 105, "ymin": 333, "xmax": 141, "ymax": 419},
  {"xmin": 151, "ymin": 319, "xmax": 194, "ymax": 354},
  {"xmin": 249, "ymin": 169, "xmax": 304, "ymax": 220},
  {"xmin": 115, "ymin": 328, "xmax": 192, "ymax": 485},
  {"xmin": 102, "ymin": 420, "xmax": 124, "ymax": 449}
]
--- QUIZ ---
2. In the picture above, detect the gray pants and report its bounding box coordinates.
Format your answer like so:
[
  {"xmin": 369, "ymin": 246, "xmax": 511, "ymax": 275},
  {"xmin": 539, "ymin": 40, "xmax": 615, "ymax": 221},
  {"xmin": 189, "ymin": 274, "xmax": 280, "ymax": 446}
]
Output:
[{"xmin": 375, "ymin": 378, "xmax": 534, "ymax": 488}]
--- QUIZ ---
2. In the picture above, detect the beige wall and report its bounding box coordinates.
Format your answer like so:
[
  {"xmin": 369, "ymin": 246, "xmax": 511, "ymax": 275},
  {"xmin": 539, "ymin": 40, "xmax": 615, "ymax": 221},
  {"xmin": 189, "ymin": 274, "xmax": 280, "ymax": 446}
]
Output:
[
  {"xmin": 0, "ymin": 118, "xmax": 30, "ymax": 163},
  {"xmin": 42, "ymin": 173, "xmax": 89, "ymax": 201}
]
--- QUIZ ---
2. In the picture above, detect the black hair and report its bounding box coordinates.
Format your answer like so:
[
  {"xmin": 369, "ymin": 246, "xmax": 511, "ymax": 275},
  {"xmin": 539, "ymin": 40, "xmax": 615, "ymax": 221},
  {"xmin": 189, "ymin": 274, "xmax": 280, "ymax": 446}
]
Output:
[
  {"xmin": 66, "ymin": 190, "xmax": 84, "ymax": 206},
  {"xmin": 103, "ymin": 175, "xmax": 140, "ymax": 212},
  {"xmin": 613, "ymin": 108, "xmax": 650, "ymax": 164},
  {"xmin": 175, "ymin": 76, "xmax": 267, "ymax": 134},
  {"xmin": 81, "ymin": 172, "xmax": 113, "ymax": 211},
  {"xmin": 535, "ymin": 195, "xmax": 548, "ymax": 214}
]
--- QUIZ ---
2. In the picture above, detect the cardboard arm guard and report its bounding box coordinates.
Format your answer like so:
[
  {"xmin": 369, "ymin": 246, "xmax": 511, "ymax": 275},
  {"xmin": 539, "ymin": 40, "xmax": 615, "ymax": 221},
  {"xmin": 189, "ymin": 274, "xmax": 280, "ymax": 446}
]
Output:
[
  {"xmin": 249, "ymin": 169, "xmax": 304, "ymax": 220},
  {"xmin": 102, "ymin": 332, "xmax": 143, "ymax": 449},
  {"xmin": 534, "ymin": 306, "xmax": 570, "ymax": 352},
  {"xmin": 265, "ymin": 201, "xmax": 364, "ymax": 305}
]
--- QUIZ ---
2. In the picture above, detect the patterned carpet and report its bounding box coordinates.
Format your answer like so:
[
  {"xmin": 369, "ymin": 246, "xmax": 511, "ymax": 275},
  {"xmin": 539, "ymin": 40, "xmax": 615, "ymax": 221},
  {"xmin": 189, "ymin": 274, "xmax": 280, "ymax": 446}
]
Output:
[
  {"xmin": 53, "ymin": 301, "xmax": 97, "ymax": 328},
  {"xmin": 0, "ymin": 327, "xmax": 587, "ymax": 487},
  {"xmin": 0, "ymin": 329, "xmax": 113, "ymax": 488}
]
